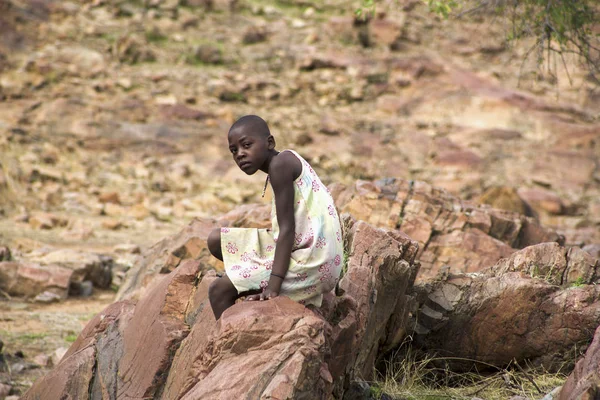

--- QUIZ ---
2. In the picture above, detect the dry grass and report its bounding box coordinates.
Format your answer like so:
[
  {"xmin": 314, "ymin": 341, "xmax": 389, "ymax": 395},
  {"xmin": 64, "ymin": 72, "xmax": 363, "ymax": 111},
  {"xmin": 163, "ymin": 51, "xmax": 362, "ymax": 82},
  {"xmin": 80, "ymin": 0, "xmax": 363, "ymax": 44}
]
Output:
[{"xmin": 372, "ymin": 344, "xmax": 567, "ymax": 400}]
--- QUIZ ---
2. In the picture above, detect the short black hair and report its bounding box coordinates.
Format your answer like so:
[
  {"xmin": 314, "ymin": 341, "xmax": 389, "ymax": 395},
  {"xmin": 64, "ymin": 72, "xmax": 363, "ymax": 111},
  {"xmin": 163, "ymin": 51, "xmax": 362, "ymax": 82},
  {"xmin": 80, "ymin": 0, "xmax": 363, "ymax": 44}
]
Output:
[{"xmin": 229, "ymin": 115, "xmax": 271, "ymax": 138}]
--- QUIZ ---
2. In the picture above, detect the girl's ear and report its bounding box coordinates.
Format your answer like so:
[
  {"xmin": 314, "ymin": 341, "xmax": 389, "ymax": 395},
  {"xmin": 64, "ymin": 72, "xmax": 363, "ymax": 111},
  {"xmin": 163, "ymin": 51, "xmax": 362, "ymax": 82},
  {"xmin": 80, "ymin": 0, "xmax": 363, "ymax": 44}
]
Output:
[{"xmin": 267, "ymin": 135, "xmax": 276, "ymax": 150}]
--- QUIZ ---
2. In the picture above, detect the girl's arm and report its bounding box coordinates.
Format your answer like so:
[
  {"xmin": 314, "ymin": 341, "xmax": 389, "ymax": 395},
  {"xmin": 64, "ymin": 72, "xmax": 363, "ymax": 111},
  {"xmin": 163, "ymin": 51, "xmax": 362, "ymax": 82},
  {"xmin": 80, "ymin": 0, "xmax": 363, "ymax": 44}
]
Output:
[{"xmin": 247, "ymin": 151, "xmax": 301, "ymax": 301}]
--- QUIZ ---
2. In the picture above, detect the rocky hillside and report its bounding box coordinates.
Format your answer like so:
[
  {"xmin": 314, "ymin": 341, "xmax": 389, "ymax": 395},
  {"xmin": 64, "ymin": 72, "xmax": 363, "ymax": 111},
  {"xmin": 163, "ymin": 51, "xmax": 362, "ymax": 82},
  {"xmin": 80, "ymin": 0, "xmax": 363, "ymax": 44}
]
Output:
[{"xmin": 0, "ymin": 0, "xmax": 599, "ymax": 397}]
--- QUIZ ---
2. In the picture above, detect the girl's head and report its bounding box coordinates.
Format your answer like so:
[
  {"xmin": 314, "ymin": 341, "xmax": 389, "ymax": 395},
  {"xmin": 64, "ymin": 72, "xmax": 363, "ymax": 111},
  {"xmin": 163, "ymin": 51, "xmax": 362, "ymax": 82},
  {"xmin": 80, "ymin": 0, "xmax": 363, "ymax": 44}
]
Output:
[{"xmin": 228, "ymin": 115, "xmax": 277, "ymax": 175}]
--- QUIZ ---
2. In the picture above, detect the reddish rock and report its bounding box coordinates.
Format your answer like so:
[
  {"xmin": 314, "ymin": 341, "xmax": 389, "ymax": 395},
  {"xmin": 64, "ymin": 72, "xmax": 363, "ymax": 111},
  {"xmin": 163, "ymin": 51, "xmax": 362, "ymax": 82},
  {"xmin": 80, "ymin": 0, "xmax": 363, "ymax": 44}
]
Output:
[
  {"xmin": 217, "ymin": 203, "xmax": 271, "ymax": 229},
  {"xmin": 98, "ymin": 191, "xmax": 121, "ymax": 204},
  {"xmin": 434, "ymin": 149, "xmax": 483, "ymax": 169},
  {"xmin": 478, "ymin": 186, "xmax": 529, "ymax": 216},
  {"xmin": 28, "ymin": 212, "xmax": 67, "ymax": 230},
  {"xmin": 491, "ymin": 242, "xmax": 599, "ymax": 286},
  {"xmin": 370, "ymin": 18, "xmax": 403, "ymax": 46},
  {"xmin": 116, "ymin": 260, "xmax": 199, "ymax": 398},
  {"xmin": 117, "ymin": 217, "xmax": 219, "ymax": 300},
  {"xmin": 27, "ymin": 249, "xmax": 113, "ymax": 289},
  {"xmin": 163, "ymin": 297, "xmax": 334, "ymax": 399},
  {"xmin": 24, "ymin": 217, "xmax": 422, "ymax": 400},
  {"xmin": 0, "ymin": 261, "xmax": 72, "ymax": 299},
  {"xmin": 517, "ymin": 187, "xmax": 565, "ymax": 215},
  {"xmin": 21, "ymin": 347, "xmax": 96, "ymax": 400},
  {"xmin": 559, "ymin": 325, "xmax": 600, "ymax": 400},
  {"xmin": 159, "ymin": 104, "xmax": 213, "ymax": 121},
  {"xmin": 0, "ymin": 246, "xmax": 11, "ymax": 261},
  {"xmin": 338, "ymin": 217, "xmax": 419, "ymax": 379},
  {"xmin": 411, "ymin": 243, "xmax": 600, "ymax": 371},
  {"xmin": 583, "ymin": 244, "xmax": 600, "ymax": 259},
  {"xmin": 333, "ymin": 178, "xmax": 559, "ymax": 280},
  {"xmin": 299, "ymin": 52, "xmax": 352, "ymax": 70}
]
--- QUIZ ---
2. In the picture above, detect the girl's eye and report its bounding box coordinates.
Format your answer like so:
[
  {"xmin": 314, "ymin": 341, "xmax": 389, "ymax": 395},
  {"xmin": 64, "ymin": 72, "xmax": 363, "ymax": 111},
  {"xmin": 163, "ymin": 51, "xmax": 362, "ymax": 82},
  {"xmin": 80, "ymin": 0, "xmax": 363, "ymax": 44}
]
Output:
[
  {"xmin": 243, "ymin": 143, "xmax": 251, "ymax": 149},
  {"xmin": 230, "ymin": 148, "xmax": 237, "ymax": 154}
]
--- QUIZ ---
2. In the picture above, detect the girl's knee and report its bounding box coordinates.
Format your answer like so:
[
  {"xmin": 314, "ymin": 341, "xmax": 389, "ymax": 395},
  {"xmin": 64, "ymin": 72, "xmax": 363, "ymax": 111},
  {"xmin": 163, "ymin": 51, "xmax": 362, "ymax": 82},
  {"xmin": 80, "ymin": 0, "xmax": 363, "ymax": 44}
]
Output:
[{"xmin": 207, "ymin": 228, "xmax": 222, "ymax": 258}]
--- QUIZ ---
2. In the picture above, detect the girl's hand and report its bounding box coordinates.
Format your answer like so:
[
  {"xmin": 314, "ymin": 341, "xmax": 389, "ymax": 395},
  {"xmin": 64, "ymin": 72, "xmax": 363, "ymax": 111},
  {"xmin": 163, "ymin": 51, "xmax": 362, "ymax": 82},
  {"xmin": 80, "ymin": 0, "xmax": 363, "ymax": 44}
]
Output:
[{"xmin": 246, "ymin": 287, "xmax": 279, "ymax": 301}]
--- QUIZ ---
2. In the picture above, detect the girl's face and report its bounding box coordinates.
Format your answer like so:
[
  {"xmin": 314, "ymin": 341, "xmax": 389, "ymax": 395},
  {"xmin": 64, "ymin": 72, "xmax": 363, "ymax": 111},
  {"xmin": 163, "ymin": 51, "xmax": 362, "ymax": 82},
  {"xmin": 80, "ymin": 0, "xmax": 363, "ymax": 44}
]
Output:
[{"xmin": 228, "ymin": 128, "xmax": 274, "ymax": 174}]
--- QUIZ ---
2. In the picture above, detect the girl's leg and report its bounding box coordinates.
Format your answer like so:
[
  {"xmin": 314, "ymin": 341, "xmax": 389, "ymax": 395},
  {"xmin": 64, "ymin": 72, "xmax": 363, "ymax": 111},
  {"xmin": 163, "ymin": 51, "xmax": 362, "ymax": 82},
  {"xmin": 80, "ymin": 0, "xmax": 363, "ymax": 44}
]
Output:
[
  {"xmin": 209, "ymin": 274, "xmax": 263, "ymax": 320},
  {"xmin": 209, "ymin": 274, "xmax": 238, "ymax": 320},
  {"xmin": 207, "ymin": 228, "xmax": 223, "ymax": 261}
]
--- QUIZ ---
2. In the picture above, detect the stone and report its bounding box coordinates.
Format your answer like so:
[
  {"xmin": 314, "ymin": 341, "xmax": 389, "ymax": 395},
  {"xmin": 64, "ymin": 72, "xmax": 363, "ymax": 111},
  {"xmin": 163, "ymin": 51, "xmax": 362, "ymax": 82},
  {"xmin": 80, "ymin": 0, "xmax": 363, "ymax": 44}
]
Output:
[
  {"xmin": 34, "ymin": 290, "xmax": 62, "ymax": 303},
  {"xmin": 320, "ymin": 114, "xmax": 344, "ymax": 136},
  {"xmin": 0, "ymin": 383, "xmax": 11, "ymax": 398},
  {"xmin": 27, "ymin": 249, "xmax": 113, "ymax": 289},
  {"xmin": 583, "ymin": 244, "xmax": 600, "ymax": 259},
  {"xmin": 101, "ymin": 218, "xmax": 122, "ymax": 230},
  {"xmin": 28, "ymin": 212, "xmax": 67, "ymax": 230},
  {"xmin": 478, "ymin": 186, "xmax": 529, "ymax": 215},
  {"xmin": 517, "ymin": 187, "xmax": 565, "ymax": 215},
  {"xmin": 491, "ymin": 242, "xmax": 564, "ymax": 285},
  {"xmin": 113, "ymin": 243, "xmax": 141, "ymax": 254},
  {"xmin": 98, "ymin": 191, "xmax": 120, "ymax": 204},
  {"xmin": 56, "ymin": 46, "xmax": 106, "ymax": 77},
  {"xmin": 410, "ymin": 245, "xmax": 600, "ymax": 371},
  {"xmin": 159, "ymin": 104, "xmax": 212, "ymax": 120},
  {"xmin": 0, "ymin": 246, "xmax": 11, "ymax": 261},
  {"xmin": 162, "ymin": 296, "xmax": 333, "ymax": 399},
  {"xmin": 333, "ymin": 178, "xmax": 559, "ymax": 280},
  {"xmin": 370, "ymin": 18, "xmax": 403, "ymax": 46},
  {"xmin": 192, "ymin": 44, "xmax": 222, "ymax": 65},
  {"xmin": 24, "ymin": 216, "xmax": 421, "ymax": 399},
  {"xmin": 242, "ymin": 25, "xmax": 268, "ymax": 44},
  {"xmin": 0, "ymin": 262, "xmax": 72, "ymax": 299},
  {"xmin": 22, "ymin": 347, "xmax": 95, "ymax": 400},
  {"xmin": 117, "ymin": 218, "xmax": 219, "ymax": 300},
  {"xmin": 112, "ymin": 35, "xmax": 156, "ymax": 64},
  {"xmin": 51, "ymin": 347, "xmax": 69, "ymax": 367},
  {"xmin": 130, "ymin": 203, "xmax": 151, "ymax": 220},
  {"xmin": 338, "ymin": 218, "xmax": 419, "ymax": 378},
  {"xmin": 558, "ymin": 325, "xmax": 600, "ymax": 400},
  {"xmin": 32, "ymin": 354, "xmax": 51, "ymax": 367}
]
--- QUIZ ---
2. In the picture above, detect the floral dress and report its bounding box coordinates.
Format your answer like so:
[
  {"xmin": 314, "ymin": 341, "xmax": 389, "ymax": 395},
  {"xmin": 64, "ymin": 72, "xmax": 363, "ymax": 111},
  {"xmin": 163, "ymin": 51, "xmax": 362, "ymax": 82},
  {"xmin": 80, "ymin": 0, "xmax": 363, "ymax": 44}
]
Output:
[{"xmin": 220, "ymin": 150, "xmax": 343, "ymax": 307}]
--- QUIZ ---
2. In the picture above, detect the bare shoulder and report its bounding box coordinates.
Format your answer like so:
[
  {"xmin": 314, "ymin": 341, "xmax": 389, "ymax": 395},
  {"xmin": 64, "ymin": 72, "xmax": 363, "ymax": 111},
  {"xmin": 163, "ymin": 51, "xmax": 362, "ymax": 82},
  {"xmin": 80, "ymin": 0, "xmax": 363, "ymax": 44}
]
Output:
[{"xmin": 269, "ymin": 151, "xmax": 302, "ymax": 181}]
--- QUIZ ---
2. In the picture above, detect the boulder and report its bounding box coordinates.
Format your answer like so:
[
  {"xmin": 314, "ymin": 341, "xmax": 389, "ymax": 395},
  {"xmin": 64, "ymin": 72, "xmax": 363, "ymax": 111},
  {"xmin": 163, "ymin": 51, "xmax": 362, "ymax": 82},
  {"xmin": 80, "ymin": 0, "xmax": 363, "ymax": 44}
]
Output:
[
  {"xmin": 116, "ymin": 217, "xmax": 220, "ymax": 300},
  {"xmin": 23, "ymin": 218, "xmax": 420, "ymax": 399},
  {"xmin": 27, "ymin": 248, "xmax": 113, "ymax": 289},
  {"xmin": 338, "ymin": 217, "xmax": 419, "ymax": 379},
  {"xmin": 410, "ymin": 243, "xmax": 600, "ymax": 371},
  {"xmin": 333, "ymin": 178, "xmax": 561, "ymax": 280},
  {"xmin": 559, "ymin": 325, "xmax": 600, "ymax": 400},
  {"xmin": 0, "ymin": 261, "xmax": 72, "ymax": 299}
]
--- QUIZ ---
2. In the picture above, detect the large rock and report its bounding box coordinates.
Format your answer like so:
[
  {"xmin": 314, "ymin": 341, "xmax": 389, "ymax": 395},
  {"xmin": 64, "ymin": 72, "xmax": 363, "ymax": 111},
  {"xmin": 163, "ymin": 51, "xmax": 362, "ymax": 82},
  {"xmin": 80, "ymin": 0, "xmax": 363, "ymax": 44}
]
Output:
[
  {"xmin": 410, "ymin": 243, "xmax": 600, "ymax": 371},
  {"xmin": 332, "ymin": 178, "xmax": 561, "ymax": 280},
  {"xmin": 116, "ymin": 217, "xmax": 219, "ymax": 300},
  {"xmin": 338, "ymin": 217, "xmax": 419, "ymax": 379},
  {"xmin": 26, "ymin": 248, "xmax": 113, "ymax": 289},
  {"xmin": 23, "ymin": 259, "xmax": 201, "ymax": 399},
  {"xmin": 0, "ymin": 261, "xmax": 72, "ymax": 299},
  {"xmin": 23, "ymin": 217, "xmax": 420, "ymax": 399},
  {"xmin": 559, "ymin": 325, "xmax": 600, "ymax": 400}
]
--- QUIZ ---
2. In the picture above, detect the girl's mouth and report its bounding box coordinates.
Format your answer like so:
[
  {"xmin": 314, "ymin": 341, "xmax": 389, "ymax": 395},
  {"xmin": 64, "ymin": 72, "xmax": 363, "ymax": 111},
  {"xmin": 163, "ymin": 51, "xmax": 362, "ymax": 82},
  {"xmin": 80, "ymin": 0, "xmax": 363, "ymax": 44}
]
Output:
[{"xmin": 239, "ymin": 161, "xmax": 251, "ymax": 169}]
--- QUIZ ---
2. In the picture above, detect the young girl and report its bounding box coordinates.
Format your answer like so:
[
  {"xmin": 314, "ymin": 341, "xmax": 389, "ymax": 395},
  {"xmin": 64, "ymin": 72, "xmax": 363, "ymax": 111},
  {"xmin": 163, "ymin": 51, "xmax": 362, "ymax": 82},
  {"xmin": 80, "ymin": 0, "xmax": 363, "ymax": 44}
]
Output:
[{"xmin": 207, "ymin": 115, "xmax": 344, "ymax": 320}]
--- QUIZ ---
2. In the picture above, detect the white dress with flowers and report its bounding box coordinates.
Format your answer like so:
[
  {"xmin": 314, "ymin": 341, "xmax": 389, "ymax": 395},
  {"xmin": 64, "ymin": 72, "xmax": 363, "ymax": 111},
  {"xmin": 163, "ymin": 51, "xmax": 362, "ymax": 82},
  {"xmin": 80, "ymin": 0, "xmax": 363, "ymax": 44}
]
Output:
[{"xmin": 220, "ymin": 150, "xmax": 343, "ymax": 307}]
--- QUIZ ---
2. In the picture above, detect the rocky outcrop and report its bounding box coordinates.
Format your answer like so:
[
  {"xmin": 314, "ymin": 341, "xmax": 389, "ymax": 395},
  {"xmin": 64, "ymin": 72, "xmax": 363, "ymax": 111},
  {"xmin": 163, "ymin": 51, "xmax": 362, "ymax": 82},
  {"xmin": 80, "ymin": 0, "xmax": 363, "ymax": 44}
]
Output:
[
  {"xmin": 410, "ymin": 243, "xmax": 600, "ymax": 371},
  {"xmin": 332, "ymin": 178, "xmax": 561, "ymax": 280},
  {"xmin": 23, "ymin": 218, "xmax": 420, "ymax": 399}
]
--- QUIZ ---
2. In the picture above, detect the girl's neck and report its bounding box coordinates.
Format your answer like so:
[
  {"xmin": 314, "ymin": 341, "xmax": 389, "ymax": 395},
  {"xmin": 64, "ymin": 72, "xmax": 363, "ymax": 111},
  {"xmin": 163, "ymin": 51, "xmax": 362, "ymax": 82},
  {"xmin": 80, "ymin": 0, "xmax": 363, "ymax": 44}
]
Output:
[{"xmin": 260, "ymin": 149, "xmax": 280, "ymax": 173}]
